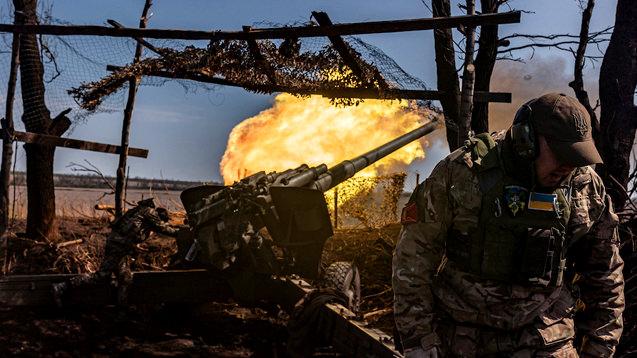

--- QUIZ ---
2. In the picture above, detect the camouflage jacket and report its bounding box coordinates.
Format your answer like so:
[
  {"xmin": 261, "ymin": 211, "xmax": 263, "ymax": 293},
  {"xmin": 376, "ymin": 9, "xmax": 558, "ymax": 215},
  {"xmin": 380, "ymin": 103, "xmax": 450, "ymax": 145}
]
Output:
[
  {"xmin": 392, "ymin": 133, "xmax": 624, "ymax": 356},
  {"xmin": 110, "ymin": 206, "xmax": 178, "ymax": 244}
]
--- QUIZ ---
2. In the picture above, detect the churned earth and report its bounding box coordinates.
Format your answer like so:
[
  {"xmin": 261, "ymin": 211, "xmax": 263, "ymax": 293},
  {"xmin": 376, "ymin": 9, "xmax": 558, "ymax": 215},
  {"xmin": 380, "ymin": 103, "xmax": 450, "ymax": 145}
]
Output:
[
  {"xmin": 3, "ymin": 217, "xmax": 635, "ymax": 357},
  {"xmin": 0, "ymin": 217, "xmax": 401, "ymax": 357}
]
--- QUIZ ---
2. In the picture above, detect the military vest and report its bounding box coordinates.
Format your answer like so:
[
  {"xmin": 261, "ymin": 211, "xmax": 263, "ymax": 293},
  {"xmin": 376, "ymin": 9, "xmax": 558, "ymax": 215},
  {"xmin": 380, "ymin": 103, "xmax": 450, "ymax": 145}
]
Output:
[{"xmin": 446, "ymin": 134, "xmax": 571, "ymax": 287}]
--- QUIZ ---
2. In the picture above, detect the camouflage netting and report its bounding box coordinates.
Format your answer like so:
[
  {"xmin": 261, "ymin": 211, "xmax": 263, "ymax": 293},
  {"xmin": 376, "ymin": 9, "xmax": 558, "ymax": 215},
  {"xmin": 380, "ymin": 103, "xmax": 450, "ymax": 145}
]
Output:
[
  {"xmin": 1, "ymin": 19, "xmax": 431, "ymax": 125},
  {"xmin": 0, "ymin": 0, "xmax": 437, "ymax": 128},
  {"xmin": 68, "ymin": 32, "xmax": 431, "ymax": 111}
]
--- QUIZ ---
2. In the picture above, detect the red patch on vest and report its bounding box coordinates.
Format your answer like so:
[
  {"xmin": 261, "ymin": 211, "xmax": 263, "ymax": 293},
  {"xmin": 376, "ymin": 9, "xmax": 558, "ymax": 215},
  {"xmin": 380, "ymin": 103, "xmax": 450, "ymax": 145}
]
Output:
[{"xmin": 401, "ymin": 202, "xmax": 419, "ymax": 224}]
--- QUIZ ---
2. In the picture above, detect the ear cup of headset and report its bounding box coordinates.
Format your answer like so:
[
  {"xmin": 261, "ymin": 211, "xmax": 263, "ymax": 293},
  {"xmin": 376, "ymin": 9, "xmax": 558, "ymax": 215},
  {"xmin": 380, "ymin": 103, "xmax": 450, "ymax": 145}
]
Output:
[{"xmin": 511, "ymin": 100, "xmax": 537, "ymax": 160}]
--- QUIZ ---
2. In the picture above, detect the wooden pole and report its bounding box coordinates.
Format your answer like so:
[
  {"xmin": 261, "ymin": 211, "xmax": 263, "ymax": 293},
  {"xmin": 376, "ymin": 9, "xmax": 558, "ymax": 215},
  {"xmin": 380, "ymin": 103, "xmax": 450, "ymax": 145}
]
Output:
[
  {"xmin": 10, "ymin": 142, "xmax": 18, "ymax": 224},
  {"xmin": 458, "ymin": 0, "xmax": 476, "ymax": 144},
  {"xmin": 1, "ymin": 29, "xmax": 20, "ymax": 273},
  {"xmin": 0, "ymin": 11, "xmax": 521, "ymax": 40},
  {"xmin": 124, "ymin": 165, "xmax": 130, "ymax": 211},
  {"xmin": 334, "ymin": 187, "xmax": 338, "ymax": 229},
  {"xmin": 115, "ymin": 0, "xmax": 153, "ymax": 218}
]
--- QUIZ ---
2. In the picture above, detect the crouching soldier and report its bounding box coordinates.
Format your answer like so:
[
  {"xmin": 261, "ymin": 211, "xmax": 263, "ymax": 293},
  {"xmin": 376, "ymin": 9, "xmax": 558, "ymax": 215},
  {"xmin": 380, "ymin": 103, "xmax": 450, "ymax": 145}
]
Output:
[
  {"xmin": 393, "ymin": 94, "xmax": 624, "ymax": 357},
  {"xmin": 53, "ymin": 198, "xmax": 179, "ymax": 306}
]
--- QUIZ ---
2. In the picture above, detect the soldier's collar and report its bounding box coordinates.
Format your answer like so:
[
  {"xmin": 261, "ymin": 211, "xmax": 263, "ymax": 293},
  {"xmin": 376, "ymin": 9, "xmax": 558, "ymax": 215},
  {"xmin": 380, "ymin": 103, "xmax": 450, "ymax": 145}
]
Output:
[
  {"xmin": 530, "ymin": 171, "xmax": 575, "ymax": 193},
  {"xmin": 501, "ymin": 137, "xmax": 534, "ymax": 187}
]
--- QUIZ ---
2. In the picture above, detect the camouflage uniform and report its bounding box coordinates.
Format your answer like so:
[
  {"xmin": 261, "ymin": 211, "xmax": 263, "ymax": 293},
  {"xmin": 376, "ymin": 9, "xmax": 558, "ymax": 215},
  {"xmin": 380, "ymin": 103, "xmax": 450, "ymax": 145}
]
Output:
[
  {"xmin": 392, "ymin": 132, "xmax": 624, "ymax": 357},
  {"xmin": 67, "ymin": 204, "xmax": 178, "ymax": 295},
  {"xmin": 101, "ymin": 205, "xmax": 177, "ymax": 273}
]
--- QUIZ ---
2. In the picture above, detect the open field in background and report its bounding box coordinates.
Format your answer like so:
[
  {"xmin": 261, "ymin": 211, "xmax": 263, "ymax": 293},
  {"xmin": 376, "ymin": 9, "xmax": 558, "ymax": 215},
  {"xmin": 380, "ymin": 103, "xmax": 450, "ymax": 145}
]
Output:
[
  {"xmin": 8, "ymin": 186, "xmax": 184, "ymax": 219},
  {"xmin": 7, "ymin": 185, "xmax": 411, "ymax": 227}
]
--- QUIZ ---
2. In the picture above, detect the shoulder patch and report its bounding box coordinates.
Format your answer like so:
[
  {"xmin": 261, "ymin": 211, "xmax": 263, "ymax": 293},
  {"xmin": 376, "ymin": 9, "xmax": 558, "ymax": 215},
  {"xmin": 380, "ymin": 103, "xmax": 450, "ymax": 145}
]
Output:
[{"xmin": 401, "ymin": 202, "xmax": 419, "ymax": 224}]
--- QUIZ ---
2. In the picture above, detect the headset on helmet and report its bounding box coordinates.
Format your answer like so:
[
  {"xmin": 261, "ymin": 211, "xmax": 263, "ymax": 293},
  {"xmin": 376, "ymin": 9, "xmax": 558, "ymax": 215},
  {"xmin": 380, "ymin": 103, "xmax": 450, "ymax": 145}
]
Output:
[{"xmin": 511, "ymin": 99, "xmax": 537, "ymax": 160}]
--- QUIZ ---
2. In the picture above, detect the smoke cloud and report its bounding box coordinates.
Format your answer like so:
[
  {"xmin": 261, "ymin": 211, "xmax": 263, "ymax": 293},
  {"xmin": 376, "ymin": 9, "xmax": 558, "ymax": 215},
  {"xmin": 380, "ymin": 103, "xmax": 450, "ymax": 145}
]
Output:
[
  {"xmin": 488, "ymin": 55, "xmax": 599, "ymax": 131},
  {"xmin": 409, "ymin": 55, "xmax": 601, "ymax": 179}
]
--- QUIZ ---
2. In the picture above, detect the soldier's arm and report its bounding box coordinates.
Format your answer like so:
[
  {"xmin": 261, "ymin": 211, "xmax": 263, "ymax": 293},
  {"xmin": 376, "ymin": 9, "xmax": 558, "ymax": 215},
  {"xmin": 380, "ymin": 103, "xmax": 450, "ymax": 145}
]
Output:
[
  {"xmin": 571, "ymin": 172, "xmax": 624, "ymax": 357},
  {"xmin": 142, "ymin": 209, "xmax": 179, "ymax": 237},
  {"xmin": 392, "ymin": 160, "xmax": 450, "ymax": 352}
]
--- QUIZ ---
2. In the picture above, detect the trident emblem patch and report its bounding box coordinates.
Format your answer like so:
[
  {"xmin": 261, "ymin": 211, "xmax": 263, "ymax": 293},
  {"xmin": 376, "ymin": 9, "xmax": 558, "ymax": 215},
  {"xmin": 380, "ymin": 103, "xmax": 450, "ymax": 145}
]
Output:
[
  {"xmin": 504, "ymin": 185, "xmax": 528, "ymax": 217},
  {"xmin": 573, "ymin": 111, "xmax": 588, "ymax": 136}
]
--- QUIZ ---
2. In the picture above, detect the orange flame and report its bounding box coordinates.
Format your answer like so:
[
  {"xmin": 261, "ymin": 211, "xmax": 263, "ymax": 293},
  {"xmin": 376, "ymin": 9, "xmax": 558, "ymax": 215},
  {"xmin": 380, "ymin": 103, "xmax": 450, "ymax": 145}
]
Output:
[{"xmin": 220, "ymin": 93, "xmax": 432, "ymax": 185}]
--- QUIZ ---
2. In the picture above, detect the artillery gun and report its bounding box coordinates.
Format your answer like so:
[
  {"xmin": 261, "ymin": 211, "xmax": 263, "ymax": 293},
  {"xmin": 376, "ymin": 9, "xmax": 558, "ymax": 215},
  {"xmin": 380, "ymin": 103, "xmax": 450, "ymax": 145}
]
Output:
[
  {"xmin": 172, "ymin": 120, "xmax": 439, "ymax": 355},
  {"xmin": 178, "ymin": 120, "xmax": 439, "ymax": 285},
  {"xmin": 0, "ymin": 119, "xmax": 439, "ymax": 357}
]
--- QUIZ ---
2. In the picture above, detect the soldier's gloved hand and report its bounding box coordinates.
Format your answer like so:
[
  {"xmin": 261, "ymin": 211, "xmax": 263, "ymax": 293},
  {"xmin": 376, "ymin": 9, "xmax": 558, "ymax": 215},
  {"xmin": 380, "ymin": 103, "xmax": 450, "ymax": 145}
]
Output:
[{"xmin": 403, "ymin": 347, "xmax": 440, "ymax": 358}]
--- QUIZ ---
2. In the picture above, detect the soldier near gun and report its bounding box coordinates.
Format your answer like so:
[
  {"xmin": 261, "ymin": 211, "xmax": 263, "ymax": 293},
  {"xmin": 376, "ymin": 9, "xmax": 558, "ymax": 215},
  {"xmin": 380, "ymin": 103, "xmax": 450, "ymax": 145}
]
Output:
[
  {"xmin": 393, "ymin": 93, "xmax": 624, "ymax": 357},
  {"xmin": 54, "ymin": 198, "xmax": 179, "ymax": 304}
]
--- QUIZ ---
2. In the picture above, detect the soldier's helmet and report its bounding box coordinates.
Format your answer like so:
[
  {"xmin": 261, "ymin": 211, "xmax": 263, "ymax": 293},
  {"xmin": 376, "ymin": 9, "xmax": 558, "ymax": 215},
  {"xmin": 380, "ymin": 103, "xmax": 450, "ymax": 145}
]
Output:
[
  {"xmin": 156, "ymin": 207, "xmax": 170, "ymax": 222},
  {"xmin": 137, "ymin": 198, "xmax": 156, "ymax": 208},
  {"xmin": 524, "ymin": 93, "xmax": 603, "ymax": 167}
]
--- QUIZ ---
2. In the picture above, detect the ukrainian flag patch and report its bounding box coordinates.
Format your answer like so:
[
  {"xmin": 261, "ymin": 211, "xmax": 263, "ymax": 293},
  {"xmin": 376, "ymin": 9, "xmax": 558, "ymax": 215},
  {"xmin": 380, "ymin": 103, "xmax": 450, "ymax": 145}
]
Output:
[{"xmin": 528, "ymin": 192, "xmax": 557, "ymax": 212}]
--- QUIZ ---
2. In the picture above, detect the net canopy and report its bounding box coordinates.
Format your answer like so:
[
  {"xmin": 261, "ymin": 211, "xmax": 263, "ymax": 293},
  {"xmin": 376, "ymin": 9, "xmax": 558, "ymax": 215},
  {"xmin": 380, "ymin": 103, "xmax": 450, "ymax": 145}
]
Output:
[{"xmin": 0, "ymin": 15, "xmax": 431, "ymax": 124}]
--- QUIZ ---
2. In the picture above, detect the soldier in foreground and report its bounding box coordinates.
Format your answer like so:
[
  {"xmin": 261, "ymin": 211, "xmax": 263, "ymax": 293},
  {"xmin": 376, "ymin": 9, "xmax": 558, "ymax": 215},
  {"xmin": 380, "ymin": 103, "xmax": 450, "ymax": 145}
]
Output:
[
  {"xmin": 393, "ymin": 93, "xmax": 624, "ymax": 357},
  {"xmin": 54, "ymin": 198, "xmax": 179, "ymax": 305}
]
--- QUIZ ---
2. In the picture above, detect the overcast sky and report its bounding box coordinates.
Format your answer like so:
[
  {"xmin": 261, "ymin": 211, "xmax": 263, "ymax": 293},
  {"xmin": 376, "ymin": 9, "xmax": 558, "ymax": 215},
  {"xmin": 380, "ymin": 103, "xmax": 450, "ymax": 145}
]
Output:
[{"xmin": 0, "ymin": 0, "xmax": 618, "ymax": 182}]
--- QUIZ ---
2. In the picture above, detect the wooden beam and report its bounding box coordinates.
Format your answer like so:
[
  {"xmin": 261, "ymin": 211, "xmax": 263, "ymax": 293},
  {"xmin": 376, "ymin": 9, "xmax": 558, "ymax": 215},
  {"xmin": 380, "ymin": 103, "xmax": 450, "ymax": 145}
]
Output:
[
  {"xmin": 106, "ymin": 19, "xmax": 165, "ymax": 56},
  {"xmin": 321, "ymin": 87, "xmax": 511, "ymax": 103},
  {"xmin": 242, "ymin": 26, "xmax": 278, "ymax": 85},
  {"xmin": 312, "ymin": 12, "xmax": 375, "ymax": 86},
  {"xmin": 0, "ymin": 11, "xmax": 521, "ymax": 40},
  {"xmin": 109, "ymin": 67, "xmax": 511, "ymax": 103},
  {"xmin": 7, "ymin": 130, "xmax": 149, "ymax": 158},
  {"xmin": 0, "ymin": 270, "xmax": 230, "ymax": 306}
]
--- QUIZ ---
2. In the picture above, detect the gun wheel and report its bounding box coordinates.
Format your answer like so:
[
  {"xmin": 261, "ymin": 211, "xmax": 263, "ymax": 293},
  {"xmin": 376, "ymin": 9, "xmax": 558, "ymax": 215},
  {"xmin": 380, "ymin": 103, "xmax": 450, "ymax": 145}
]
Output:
[{"xmin": 321, "ymin": 261, "xmax": 361, "ymax": 313}]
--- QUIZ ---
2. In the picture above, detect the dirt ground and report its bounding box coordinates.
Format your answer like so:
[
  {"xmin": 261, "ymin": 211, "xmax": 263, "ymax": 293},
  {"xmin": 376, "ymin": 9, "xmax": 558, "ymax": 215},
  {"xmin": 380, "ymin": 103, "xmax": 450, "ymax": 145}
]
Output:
[
  {"xmin": 0, "ymin": 217, "xmax": 400, "ymax": 357},
  {"xmin": 4, "ymin": 216, "xmax": 634, "ymax": 357}
]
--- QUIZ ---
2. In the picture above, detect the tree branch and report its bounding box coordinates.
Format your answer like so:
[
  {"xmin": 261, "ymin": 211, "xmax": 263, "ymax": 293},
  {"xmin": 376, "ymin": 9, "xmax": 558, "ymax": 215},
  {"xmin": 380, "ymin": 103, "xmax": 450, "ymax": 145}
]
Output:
[
  {"xmin": 497, "ymin": 26, "xmax": 612, "ymax": 62},
  {"xmin": 568, "ymin": 0, "xmax": 600, "ymax": 143}
]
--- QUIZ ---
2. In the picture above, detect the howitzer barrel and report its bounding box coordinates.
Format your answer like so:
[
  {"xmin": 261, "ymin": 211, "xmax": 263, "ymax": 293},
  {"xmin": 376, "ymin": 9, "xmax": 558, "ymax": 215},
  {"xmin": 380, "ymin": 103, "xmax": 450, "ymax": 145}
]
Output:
[
  {"xmin": 307, "ymin": 120, "xmax": 439, "ymax": 192},
  {"xmin": 278, "ymin": 164, "xmax": 328, "ymax": 187}
]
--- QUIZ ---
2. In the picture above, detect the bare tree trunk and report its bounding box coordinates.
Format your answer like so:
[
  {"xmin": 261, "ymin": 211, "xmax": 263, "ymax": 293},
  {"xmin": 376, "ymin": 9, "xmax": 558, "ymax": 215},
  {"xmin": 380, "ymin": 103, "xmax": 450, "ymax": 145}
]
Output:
[
  {"xmin": 471, "ymin": 0, "xmax": 500, "ymax": 134},
  {"xmin": 0, "ymin": 31, "xmax": 19, "ymax": 239},
  {"xmin": 115, "ymin": 0, "xmax": 153, "ymax": 218},
  {"xmin": 569, "ymin": 0, "xmax": 600, "ymax": 143},
  {"xmin": 458, "ymin": 0, "xmax": 476, "ymax": 144},
  {"xmin": 14, "ymin": 0, "xmax": 70, "ymax": 240},
  {"xmin": 597, "ymin": 0, "xmax": 637, "ymax": 210},
  {"xmin": 432, "ymin": 0, "xmax": 461, "ymax": 151}
]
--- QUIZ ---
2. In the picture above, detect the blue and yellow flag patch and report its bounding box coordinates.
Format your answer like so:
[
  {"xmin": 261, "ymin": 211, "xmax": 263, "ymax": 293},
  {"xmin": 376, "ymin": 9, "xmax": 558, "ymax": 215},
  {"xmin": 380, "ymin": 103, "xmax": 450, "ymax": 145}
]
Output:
[{"xmin": 528, "ymin": 192, "xmax": 557, "ymax": 212}]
